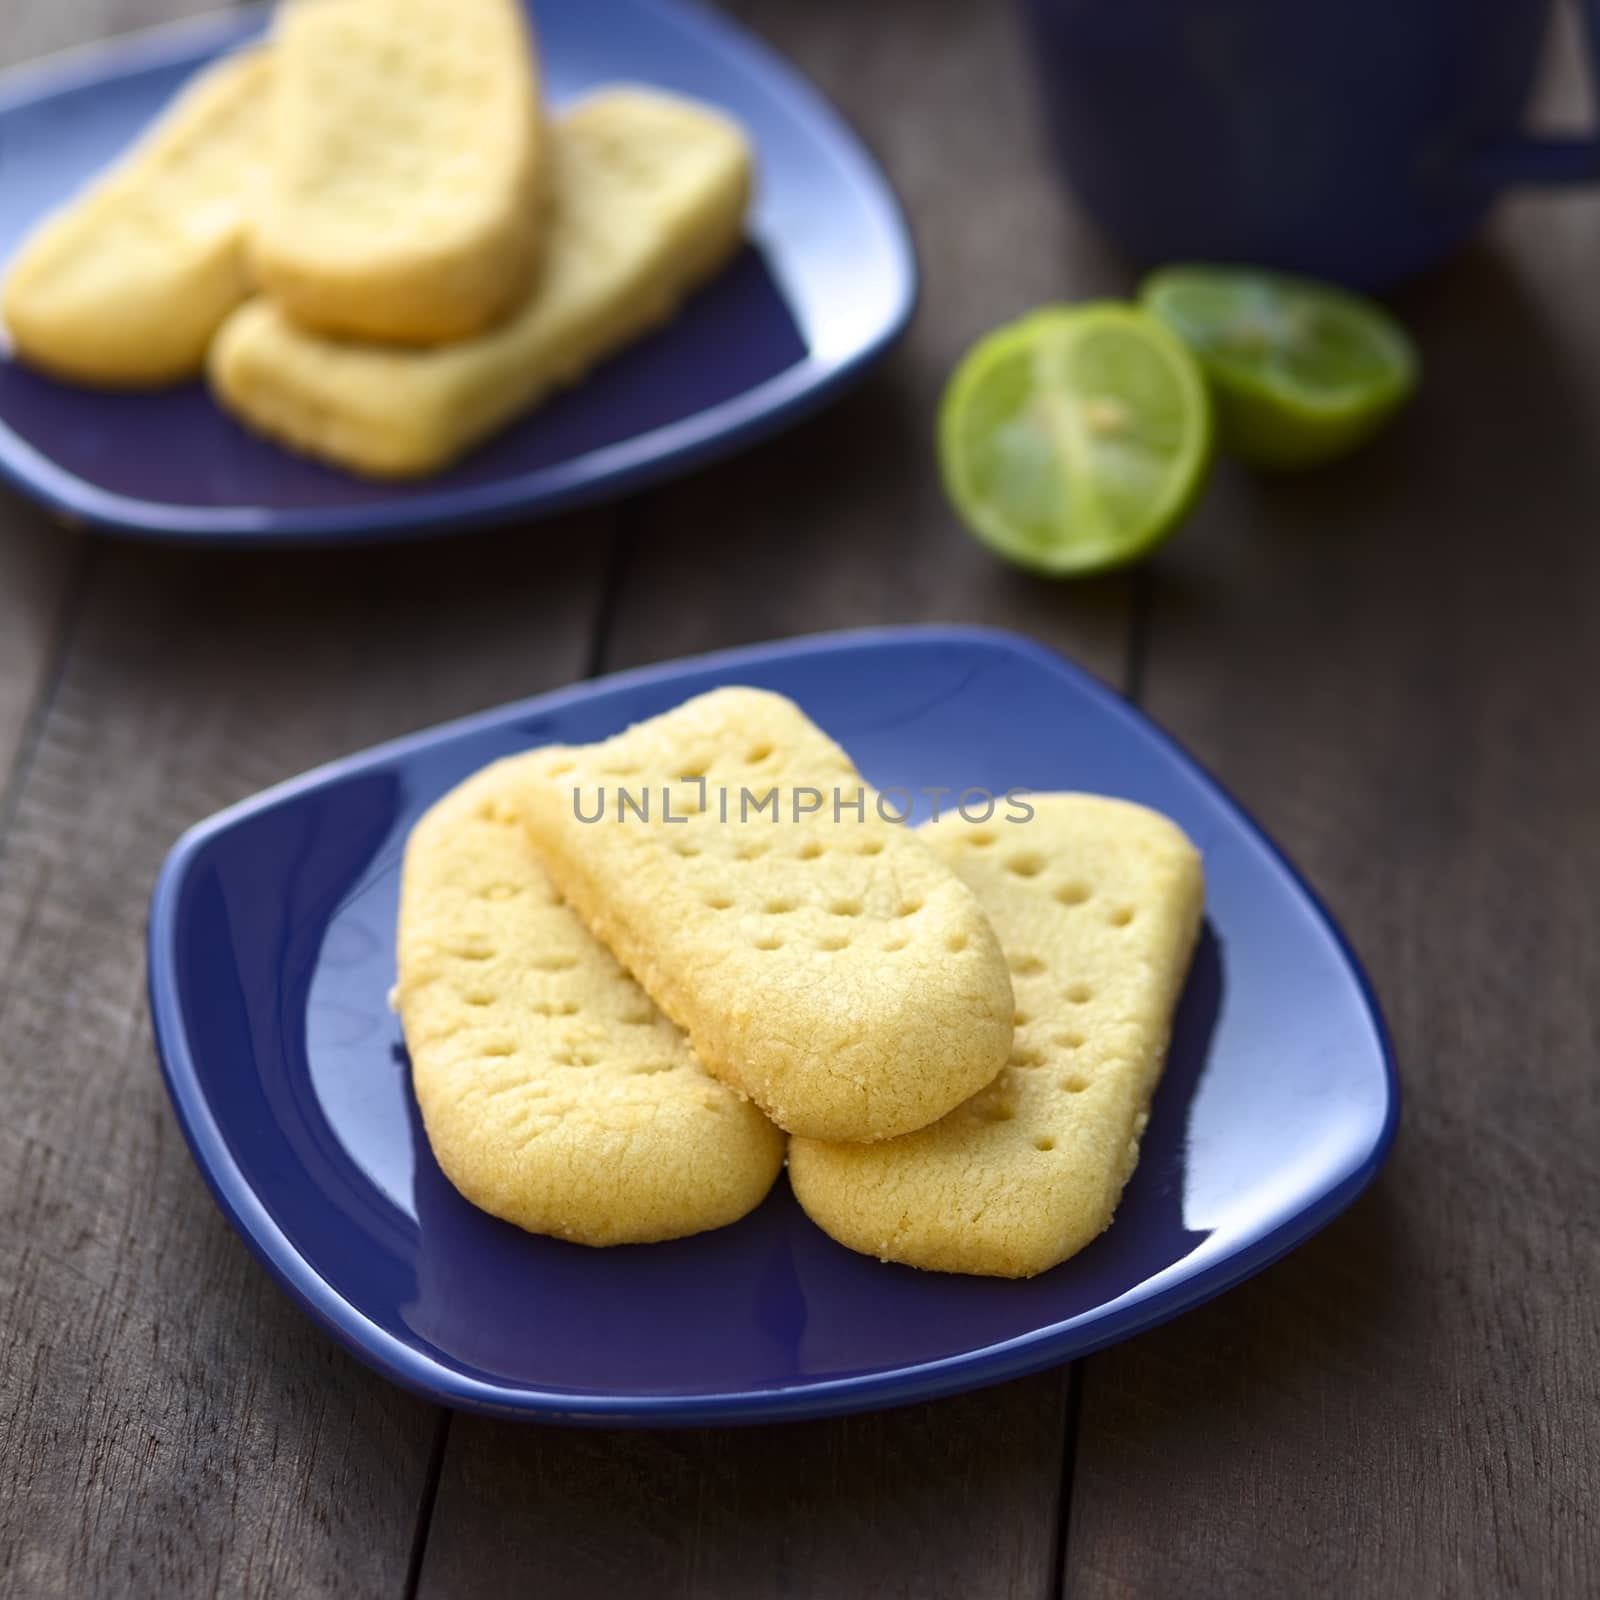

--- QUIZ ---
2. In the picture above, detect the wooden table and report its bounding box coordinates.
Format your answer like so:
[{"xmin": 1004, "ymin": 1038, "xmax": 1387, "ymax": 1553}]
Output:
[{"xmin": 2, "ymin": 2, "xmax": 1597, "ymax": 1595}]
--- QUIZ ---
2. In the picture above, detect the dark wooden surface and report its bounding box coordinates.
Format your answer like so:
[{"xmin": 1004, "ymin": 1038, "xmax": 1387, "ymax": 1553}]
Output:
[{"xmin": 0, "ymin": 2, "xmax": 1596, "ymax": 1596}]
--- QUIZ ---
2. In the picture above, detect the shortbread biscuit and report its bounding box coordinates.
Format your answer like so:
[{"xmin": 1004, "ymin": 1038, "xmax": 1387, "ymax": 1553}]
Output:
[
  {"xmin": 397, "ymin": 756, "xmax": 785, "ymax": 1246},
  {"xmin": 515, "ymin": 688, "xmax": 1015, "ymax": 1144},
  {"xmin": 254, "ymin": 0, "xmax": 543, "ymax": 344},
  {"xmin": 211, "ymin": 87, "xmax": 751, "ymax": 475},
  {"xmin": 2, "ymin": 50, "xmax": 270, "ymax": 386},
  {"xmin": 788, "ymin": 795, "xmax": 1204, "ymax": 1277}
]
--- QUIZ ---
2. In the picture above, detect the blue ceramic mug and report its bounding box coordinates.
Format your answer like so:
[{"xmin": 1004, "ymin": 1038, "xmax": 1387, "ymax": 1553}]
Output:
[{"xmin": 1018, "ymin": 0, "xmax": 1600, "ymax": 286}]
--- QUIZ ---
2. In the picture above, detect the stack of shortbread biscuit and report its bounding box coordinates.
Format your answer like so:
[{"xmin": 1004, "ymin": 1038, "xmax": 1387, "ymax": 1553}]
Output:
[
  {"xmin": 396, "ymin": 688, "xmax": 1204, "ymax": 1278},
  {"xmin": 1, "ymin": 0, "xmax": 752, "ymax": 477}
]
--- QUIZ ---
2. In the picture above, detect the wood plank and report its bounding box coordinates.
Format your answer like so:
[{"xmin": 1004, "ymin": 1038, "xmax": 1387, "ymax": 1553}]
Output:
[
  {"xmin": 0, "ymin": 522, "xmax": 613, "ymax": 1595},
  {"xmin": 0, "ymin": 0, "xmax": 119, "ymax": 799},
  {"xmin": 418, "ymin": 1, "xmax": 1130, "ymax": 1595},
  {"xmin": 421, "ymin": 1374, "xmax": 1070, "ymax": 1600},
  {"xmin": 0, "ymin": 519, "xmax": 80, "ymax": 810},
  {"xmin": 1062, "ymin": 129, "xmax": 1600, "ymax": 1600}
]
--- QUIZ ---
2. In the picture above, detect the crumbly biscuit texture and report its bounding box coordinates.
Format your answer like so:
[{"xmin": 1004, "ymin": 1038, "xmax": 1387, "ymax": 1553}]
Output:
[
  {"xmin": 2, "ymin": 49, "xmax": 271, "ymax": 385},
  {"xmin": 397, "ymin": 756, "xmax": 785, "ymax": 1246},
  {"xmin": 788, "ymin": 794, "xmax": 1203, "ymax": 1277},
  {"xmin": 254, "ymin": 0, "xmax": 544, "ymax": 343},
  {"xmin": 212, "ymin": 87, "xmax": 752, "ymax": 474},
  {"xmin": 515, "ymin": 688, "xmax": 1015, "ymax": 1143}
]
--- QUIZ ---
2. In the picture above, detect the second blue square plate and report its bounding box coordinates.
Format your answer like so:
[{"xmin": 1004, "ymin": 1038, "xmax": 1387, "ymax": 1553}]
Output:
[
  {"xmin": 0, "ymin": 0, "xmax": 914, "ymax": 542},
  {"xmin": 148, "ymin": 627, "xmax": 1398, "ymax": 1425}
]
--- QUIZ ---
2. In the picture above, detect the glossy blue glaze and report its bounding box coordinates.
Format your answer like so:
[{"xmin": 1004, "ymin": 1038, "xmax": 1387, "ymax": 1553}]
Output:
[
  {"xmin": 148, "ymin": 627, "xmax": 1399, "ymax": 1425},
  {"xmin": 1018, "ymin": 0, "xmax": 1600, "ymax": 288},
  {"xmin": 0, "ymin": 1, "xmax": 914, "ymax": 541}
]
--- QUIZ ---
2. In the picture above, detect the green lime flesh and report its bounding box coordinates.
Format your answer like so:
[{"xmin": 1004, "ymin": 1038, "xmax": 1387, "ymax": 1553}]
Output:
[{"xmin": 938, "ymin": 302, "xmax": 1214, "ymax": 577}]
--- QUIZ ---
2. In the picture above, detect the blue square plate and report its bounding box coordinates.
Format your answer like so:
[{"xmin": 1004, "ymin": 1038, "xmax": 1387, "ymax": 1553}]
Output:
[
  {"xmin": 148, "ymin": 627, "xmax": 1398, "ymax": 1424},
  {"xmin": 0, "ymin": 0, "xmax": 914, "ymax": 543}
]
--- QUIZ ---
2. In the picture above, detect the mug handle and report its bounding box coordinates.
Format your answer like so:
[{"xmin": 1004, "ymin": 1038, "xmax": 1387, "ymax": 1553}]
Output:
[{"xmin": 1474, "ymin": 0, "xmax": 1600, "ymax": 184}]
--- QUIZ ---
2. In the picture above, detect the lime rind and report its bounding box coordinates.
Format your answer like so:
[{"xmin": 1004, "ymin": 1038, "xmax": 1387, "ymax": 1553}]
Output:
[{"xmin": 938, "ymin": 303, "xmax": 1213, "ymax": 577}]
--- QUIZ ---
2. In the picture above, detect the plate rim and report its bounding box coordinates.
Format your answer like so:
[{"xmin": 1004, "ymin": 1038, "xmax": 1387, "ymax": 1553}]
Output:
[
  {"xmin": 147, "ymin": 624, "xmax": 1400, "ymax": 1425},
  {"xmin": 0, "ymin": 0, "xmax": 918, "ymax": 544}
]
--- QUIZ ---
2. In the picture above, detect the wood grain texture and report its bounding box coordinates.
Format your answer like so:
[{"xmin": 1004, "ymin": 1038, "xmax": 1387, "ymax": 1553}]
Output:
[
  {"xmin": 0, "ymin": 517, "xmax": 80, "ymax": 807},
  {"xmin": 422, "ymin": 1375, "xmax": 1069, "ymax": 1600},
  {"xmin": 0, "ymin": 525, "xmax": 612, "ymax": 1597},
  {"xmin": 418, "ymin": 3, "xmax": 1122, "ymax": 1596},
  {"xmin": 0, "ymin": 0, "xmax": 112, "ymax": 796},
  {"xmin": 1061, "ymin": 152, "xmax": 1600, "ymax": 1600}
]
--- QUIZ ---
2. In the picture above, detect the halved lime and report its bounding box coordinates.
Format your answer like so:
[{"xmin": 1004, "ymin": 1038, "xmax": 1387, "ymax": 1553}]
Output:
[
  {"xmin": 937, "ymin": 303, "xmax": 1213, "ymax": 577},
  {"xmin": 1141, "ymin": 266, "xmax": 1419, "ymax": 469}
]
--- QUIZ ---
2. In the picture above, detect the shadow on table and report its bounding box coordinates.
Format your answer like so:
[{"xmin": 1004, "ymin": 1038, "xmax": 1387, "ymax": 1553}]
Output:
[{"xmin": 1071, "ymin": 1166, "xmax": 1418, "ymax": 1454}]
